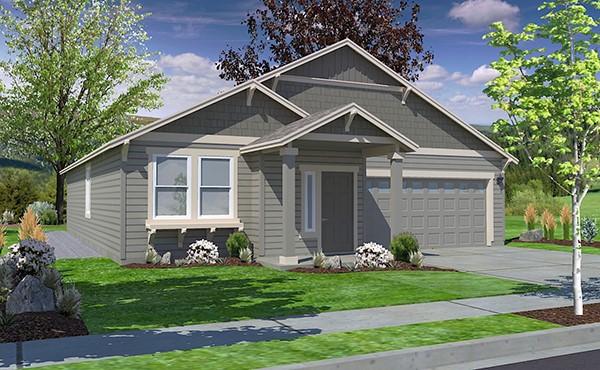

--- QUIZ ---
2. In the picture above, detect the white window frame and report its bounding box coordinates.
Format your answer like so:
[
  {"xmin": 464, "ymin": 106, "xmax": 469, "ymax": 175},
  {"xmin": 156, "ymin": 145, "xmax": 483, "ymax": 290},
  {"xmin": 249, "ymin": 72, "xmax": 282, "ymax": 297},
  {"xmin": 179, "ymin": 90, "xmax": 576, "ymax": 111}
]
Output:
[
  {"xmin": 84, "ymin": 164, "xmax": 91, "ymax": 219},
  {"xmin": 152, "ymin": 154, "xmax": 191, "ymax": 220},
  {"xmin": 303, "ymin": 171, "xmax": 316, "ymax": 232},
  {"xmin": 198, "ymin": 156, "xmax": 234, "ymax": 219}
]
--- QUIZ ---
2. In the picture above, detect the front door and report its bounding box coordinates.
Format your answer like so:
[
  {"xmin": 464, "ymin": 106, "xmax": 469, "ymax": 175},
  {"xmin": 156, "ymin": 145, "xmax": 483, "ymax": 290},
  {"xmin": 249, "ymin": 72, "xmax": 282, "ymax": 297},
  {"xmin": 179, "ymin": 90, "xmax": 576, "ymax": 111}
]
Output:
[{"xmin": 321, "ymin": 172, "xmax": 354, "ymax": 254}]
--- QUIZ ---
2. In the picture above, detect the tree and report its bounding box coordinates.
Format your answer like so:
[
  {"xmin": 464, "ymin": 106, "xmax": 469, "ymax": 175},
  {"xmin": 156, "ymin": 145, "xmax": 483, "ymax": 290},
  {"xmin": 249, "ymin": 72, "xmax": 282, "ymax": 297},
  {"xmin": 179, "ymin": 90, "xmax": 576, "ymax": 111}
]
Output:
[
  {"xmin": 0, "ymin": 0, "xmax": 166, "ymax": 223},
  {"xmin": 218, "ymin": 0, "xmax": 433, "ymax": 84},
  {"xmin": 484, "ymin": 0, "xmax": 600, "ymax": 314}
]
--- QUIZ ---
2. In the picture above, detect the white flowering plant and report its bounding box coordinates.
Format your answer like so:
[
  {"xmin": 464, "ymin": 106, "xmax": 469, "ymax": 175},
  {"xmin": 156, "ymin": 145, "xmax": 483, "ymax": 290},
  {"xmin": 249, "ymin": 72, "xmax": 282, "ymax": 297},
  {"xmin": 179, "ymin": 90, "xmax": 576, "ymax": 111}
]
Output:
[
  {"xmin": 9, "ymin": 238, "xmax": 56, "ymax": 275},
  {"xmin": 355, "ymin": 242, "xmax": 393, "ymax": 269},
  {"xmin": 186, "ymin": 239, "xmax": 220, "ymax": 264}
]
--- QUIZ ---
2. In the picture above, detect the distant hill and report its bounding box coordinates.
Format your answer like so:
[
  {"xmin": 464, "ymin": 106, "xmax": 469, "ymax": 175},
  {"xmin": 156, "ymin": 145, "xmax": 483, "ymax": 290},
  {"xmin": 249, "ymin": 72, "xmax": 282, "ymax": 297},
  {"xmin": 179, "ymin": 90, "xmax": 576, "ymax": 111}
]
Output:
[
  {"xmin": 0, "ymin": 157, "xmax": 45, "ymax": 171},
  {"xmin": 471, "ymin": 124, "xmax": 493, "ymax": 137}
]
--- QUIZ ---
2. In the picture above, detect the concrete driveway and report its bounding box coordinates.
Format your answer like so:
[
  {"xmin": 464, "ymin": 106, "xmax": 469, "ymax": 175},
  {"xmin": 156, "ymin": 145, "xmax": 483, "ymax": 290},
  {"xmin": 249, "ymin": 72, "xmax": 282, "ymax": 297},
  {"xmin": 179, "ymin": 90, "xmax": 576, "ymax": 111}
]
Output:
[{"xmin": 423, "ymin": 246, "xmax": 600, "ymax": 291}]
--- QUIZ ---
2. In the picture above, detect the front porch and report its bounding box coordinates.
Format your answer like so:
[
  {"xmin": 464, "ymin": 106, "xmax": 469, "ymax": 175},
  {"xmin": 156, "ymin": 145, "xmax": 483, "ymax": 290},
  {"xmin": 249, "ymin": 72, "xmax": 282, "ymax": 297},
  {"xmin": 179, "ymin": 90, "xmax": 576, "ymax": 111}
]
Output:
[{"xmin": 240, "ymin": 103, "xmax": 419, "ymax": 265}]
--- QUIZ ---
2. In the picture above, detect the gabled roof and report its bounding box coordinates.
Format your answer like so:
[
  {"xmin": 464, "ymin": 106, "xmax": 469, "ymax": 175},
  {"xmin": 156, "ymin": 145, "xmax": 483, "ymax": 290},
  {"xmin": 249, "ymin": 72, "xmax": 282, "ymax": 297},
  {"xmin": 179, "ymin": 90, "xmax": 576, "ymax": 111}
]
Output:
[
  {"xmin": 240, "ymin": 103, "xmax": 419, "ymax": 154},
  {"xmin": 257, "ymin": 39, "xmax": 517, "ymax": 164},
  {"xmin": 61, "ymin": 81, "xmax": 309, "ymax": 174}
]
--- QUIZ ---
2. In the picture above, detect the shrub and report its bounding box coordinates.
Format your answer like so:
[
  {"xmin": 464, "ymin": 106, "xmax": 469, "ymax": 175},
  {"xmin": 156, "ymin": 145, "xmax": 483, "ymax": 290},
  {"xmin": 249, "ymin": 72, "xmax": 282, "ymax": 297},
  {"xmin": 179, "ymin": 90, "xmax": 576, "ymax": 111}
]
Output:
[
  {"xmin": 18, "ymin": 208, "xmax": 47, "ymax": 242},
  {"xmin": 0, "ymin": 312, "xmax": 16, "ymax": 330},
  {"xmin": 40, "ymin": 267, "xmax": 62, "ymax": 291},
  {"xmin": 390, "ymin": 232, "xmax": 419, "ymax": 262},
  {"xmin": 541, "ymin": 210, "xmax": 556, "ymax": 240},
  {"xmin": 9, "ymin": 239, "xmax": 56, "ymax": 276},
  {"xmin": 57, "ymin": 285, "xmax": 82, "ymax": 318},
  {"xmin": 1, "ymin": 210, "xmax": 15, "ymax": 224},
  {"xmin": 226, "ymin": 231, "xmax": 250, "ymax": 258},
  {"xmin": 582, "ymin": 218, "xmax": 598, "ymax": 244},
  {"xmin": 239, "ymin": 247, "xmax": 253, "ymax": 263},
  {"xmin": 186, "ymin": 239, "xmax": 219, "ymax": 264},
  {"xmin": 560, "ymin": 205, "xmax": 572, "ymax": 240},
  {"xmin": 409, "ymin": 250, "xmax": 424, "ymax": 268},
  {"xmin": 355, "ymin": 242, "xmax": 393, "ymax": 269},
  {"xmin": 0, "ymin": 225, "xmax": 5, "ymax": 253},
  {"xmin": 0, "ymin": 168, "xmax": 38, "ymax": 218},
  {"xmin": 312, "ymin": 251, "xmax": 326, "ymax": 268},
  {"xmin": 524, "ymin": 204, "xmax": 537, "ymax": 231},
  {"xmin": 27, "ymin": 201, "xmax": 57, "ymax": 225},
  {"xmin": 507, "ymin": 181, "xmax": 565, "ymax": 217}
]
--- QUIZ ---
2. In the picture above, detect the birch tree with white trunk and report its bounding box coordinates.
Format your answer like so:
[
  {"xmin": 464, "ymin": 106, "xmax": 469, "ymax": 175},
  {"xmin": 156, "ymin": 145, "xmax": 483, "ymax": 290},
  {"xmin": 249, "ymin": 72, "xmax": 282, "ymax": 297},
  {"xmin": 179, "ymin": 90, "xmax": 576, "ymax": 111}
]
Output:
[{"xmin": 484, "ymin": 0, "xmax": 600, "ymax": 315}]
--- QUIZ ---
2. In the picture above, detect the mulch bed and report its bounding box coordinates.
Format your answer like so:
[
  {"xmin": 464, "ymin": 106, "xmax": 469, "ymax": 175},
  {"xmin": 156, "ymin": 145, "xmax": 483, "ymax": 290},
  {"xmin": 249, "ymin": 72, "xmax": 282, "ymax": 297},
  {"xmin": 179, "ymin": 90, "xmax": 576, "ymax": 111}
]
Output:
[
  {"xmin": 124, "ymin": 257, "xmax": 262, "ymax": 269},
  {"xmin": 0, "ymin": 311, "xmax": 88, "ymax": 343},
  {"xmin": 289, "ymin": 261, "xmax": 456, "ymax": 273},
  {"xmin": 534, "ymin": 239, "xmax": 600, "ymax": 248},
  {"xmin": 516, "ymin": 303, "xmax": 600, "ymax": 326}
]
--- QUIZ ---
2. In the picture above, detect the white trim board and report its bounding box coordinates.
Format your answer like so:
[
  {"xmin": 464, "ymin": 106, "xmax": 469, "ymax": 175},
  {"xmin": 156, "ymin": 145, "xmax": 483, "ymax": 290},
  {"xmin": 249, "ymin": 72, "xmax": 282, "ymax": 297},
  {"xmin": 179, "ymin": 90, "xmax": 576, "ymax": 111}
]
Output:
[
  {"xmin": 256, "ymin": 39, "xmax": 517, "ymax": 164},
  {"xmin": 61, "ymin": 81, "xmax": 308, "ymax": 175},
  {"xmin": 240, "ymin": 102, "xmax": 419, "ymax": 154}
]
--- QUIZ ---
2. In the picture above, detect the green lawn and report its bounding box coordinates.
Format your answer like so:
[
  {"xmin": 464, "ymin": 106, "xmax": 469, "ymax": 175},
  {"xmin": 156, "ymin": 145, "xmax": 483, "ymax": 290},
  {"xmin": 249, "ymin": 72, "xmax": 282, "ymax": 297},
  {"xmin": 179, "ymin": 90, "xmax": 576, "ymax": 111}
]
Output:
[
  {"xmin": 42, "ymin": 314, "xmax": 558, "ymax": 370},
  {"xmin": 510, "ymin": 241, "xmax": 600, "ymax": 255},
  {"xmin": 56, "ymin": 258, "xmax": 540, "ymax": 334},
  {"xmin": 1, "ymin": 224, "xmax": 66, "ymax": 255}
]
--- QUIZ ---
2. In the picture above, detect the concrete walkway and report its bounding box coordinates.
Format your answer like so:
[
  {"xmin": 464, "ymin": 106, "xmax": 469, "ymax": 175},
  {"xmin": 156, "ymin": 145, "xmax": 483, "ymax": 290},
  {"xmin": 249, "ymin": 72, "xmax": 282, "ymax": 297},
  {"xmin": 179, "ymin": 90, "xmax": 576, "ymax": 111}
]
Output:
[
  {"xmin": 47, "ymin": 231, "xmax": 100, "ymax": 259},
  {"xmin": 423, "ymin": 246, "xmax": 600, "ymax": 287},
  {"xmin": 2, "ymin": 293, "xmax": 598, "ymax": 369}
]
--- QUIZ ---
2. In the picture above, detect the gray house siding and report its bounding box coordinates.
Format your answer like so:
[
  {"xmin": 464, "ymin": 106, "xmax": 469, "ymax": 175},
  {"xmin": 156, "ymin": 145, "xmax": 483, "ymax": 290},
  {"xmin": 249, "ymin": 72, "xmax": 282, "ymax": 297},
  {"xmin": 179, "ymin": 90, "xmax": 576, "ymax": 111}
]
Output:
[
  {"xmin": 285, "ymin": 46, "xmax": 398, "ymax": 86},
  {"xmin": 274, "ymin": 81, "xmax": 490, "ymax": 151},
  {"xmin": 66, "ymin": 147, "xmax": 122, "ymax": 261},
  {"xmin": 155, "ymin": 90, "xmax": 301, "ymax": 137}
]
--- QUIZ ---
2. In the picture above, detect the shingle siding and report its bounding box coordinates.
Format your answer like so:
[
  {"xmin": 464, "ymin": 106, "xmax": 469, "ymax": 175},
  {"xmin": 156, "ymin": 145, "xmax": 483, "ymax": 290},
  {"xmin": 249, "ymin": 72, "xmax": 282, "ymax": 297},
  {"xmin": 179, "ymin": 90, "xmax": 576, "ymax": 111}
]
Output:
[
  {"xmin": 275, "ymin": 81, "xmax": 490, "ymax": 151},
  {"xmin": 314, "ymin": 115, "xmax": 388, "ymax": 136},
  {"xmin": 66, "ymin": 147, "xmax": 122, "ymax": 261}
]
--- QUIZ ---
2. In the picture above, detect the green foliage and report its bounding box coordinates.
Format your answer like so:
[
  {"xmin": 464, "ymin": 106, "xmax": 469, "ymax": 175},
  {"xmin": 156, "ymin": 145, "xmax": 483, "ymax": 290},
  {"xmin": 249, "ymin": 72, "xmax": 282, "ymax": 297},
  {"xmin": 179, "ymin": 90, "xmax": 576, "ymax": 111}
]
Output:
[
  {"xmin": 507, "ymin": 180, "xmax": 566, "ymax": 216},
  {"xmin": 582, "ymin": 218, "xmax": 598, "ymax": 243},
  {"xmin": 0, "ymin": 168, "xmax": 38, "ymax": 218},
  {"xmin": 57, "ymin": 285, "xmax": 82, "ymax": 318},
  {"xmin": 226, "ymin": 232, "xmax": 250, "ymax": 258},
  {"xmin": 0, "ymin": 0, "xmax": 166, "ymax": 221},
  {"xmin": 485, "ymin": 0, "xmax": 600, "ymax": 244},
  {"xmin": 564, "ymin": 222, "xmax": 571, "ymax": 240},
  {"xmin": 27, "ymin": 201, "xmax": 57, "ymax": 225},
  {"xmin": 390, "ymin": 232, "xmax": 420, "ymax": 262}
]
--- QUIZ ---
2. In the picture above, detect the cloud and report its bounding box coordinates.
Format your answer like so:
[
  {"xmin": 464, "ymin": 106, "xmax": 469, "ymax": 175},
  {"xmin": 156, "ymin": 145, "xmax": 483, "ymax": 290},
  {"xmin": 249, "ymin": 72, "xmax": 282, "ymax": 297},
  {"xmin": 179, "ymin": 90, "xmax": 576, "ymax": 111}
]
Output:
[
  {"xmin": 419, "ymin": 64, "xmax": 449, "ymax": 81},
  {"xmin": 452, "ymin": 65, "xmax": 500, "ymax": 86},
  {"xmin": 415, "ymin": 81, "xmax": 444, "ymax": 91},
  {"xmin": 141, "ymin": 53, "xmax": 233, "ymax": 118},
  {"xmin": 448, "ymin": 94, "xmax": 491, "ymax": 106},
  {"xmin": 449, "ymin": 0, "xmax": 520, "ymax": 31}
]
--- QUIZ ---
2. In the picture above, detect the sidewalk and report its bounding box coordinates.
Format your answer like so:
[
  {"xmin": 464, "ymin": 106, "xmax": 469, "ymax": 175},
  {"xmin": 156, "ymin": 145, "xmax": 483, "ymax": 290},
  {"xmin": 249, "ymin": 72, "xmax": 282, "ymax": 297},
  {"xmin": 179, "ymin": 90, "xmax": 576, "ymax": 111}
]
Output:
[{"xmin": 2, "ymin": 293, "xmax": 596, "ymax": 369}]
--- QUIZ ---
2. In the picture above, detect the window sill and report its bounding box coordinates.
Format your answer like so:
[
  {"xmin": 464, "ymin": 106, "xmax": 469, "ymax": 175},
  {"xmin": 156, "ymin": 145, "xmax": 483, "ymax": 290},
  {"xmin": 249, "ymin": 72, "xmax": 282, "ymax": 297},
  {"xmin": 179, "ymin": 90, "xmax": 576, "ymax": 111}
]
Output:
[{"xmin": 146, "ymin": 218, "xmax": 243, "ymax": 231}]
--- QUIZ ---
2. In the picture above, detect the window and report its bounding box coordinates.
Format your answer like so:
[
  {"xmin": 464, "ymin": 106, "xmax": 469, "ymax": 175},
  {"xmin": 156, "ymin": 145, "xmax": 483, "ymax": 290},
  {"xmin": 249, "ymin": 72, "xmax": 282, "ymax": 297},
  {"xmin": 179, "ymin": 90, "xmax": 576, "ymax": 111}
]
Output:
[
  {"xmin": 85, "ymin": 164, "xmax": 91, "ymax": 219},
  {"xmin": 199, "ymin": 157, "xmax": 232, "ymax": 217},
  {"xmin": 154, "ymin": 156, "xmax": 190, "ymax": 218},
  {"xmin": 304, "ymin": 171, "xmax": 316, "ymax": 232}
]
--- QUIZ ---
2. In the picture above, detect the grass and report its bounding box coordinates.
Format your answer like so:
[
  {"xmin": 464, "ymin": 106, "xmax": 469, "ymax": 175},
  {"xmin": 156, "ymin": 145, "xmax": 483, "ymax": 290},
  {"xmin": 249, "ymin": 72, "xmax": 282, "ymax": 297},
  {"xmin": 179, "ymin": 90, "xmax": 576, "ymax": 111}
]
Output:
[
  {"xmin": 506, "ymin": 190, "xmax": 600, "ymax": 254},
  {"xmin": 41, "ymin": 314, "xmax": 559, "ymax": 370},
  {"xmin": 55, "ymin": 258, "xmax": 541, "ymax": 334},
  {"xmin": 1, "ymin": 224, "xmax": 66, "ymax": 255}
]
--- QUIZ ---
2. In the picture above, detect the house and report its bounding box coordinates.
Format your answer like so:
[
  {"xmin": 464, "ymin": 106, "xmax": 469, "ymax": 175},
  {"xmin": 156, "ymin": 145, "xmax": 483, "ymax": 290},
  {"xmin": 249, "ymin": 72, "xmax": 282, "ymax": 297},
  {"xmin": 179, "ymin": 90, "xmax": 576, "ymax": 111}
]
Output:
[{"xmin": 61, "ymin": 39, "xmax": 517, "ymax": 265}]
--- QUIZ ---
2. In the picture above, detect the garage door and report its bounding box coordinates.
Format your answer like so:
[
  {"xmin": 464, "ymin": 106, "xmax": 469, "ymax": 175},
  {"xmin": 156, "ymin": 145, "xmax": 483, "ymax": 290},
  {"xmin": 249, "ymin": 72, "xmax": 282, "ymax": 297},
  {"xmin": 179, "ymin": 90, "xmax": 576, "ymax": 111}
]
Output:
[{"xmin": 365, "ymin": 178, "xmax": 487, "ymax": 248}]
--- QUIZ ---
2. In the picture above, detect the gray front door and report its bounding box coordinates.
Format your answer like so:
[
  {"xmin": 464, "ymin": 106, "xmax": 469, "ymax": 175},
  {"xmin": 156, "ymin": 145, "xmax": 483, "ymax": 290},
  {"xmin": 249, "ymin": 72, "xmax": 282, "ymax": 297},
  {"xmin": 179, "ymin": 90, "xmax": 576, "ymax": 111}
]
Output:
[{"xmin": 321, "ymin": 172, "xmax": 354, "ymax": 254}]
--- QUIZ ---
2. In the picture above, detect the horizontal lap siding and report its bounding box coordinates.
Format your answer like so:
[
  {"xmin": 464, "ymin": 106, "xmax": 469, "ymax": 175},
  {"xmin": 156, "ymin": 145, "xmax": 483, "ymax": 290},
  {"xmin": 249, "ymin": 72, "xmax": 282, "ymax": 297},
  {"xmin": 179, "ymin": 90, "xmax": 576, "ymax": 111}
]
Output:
[
  {"xmin": 262, "ymin": 153, "xmax": 283, "ymax": 255},
  {"xmin": 367, "ymin": 155, "xmax": 506, "ymax": 246},
  {"xmin": 66, "ymin": 148, "xmax": 121, "ymax": 261},
  {"xmin": 124, "ymin": 143, "xmax": 150, "ymax": 262},
  {"xmin": 275, "ymin": 81, "xmax": 490, "ymax": 151}
]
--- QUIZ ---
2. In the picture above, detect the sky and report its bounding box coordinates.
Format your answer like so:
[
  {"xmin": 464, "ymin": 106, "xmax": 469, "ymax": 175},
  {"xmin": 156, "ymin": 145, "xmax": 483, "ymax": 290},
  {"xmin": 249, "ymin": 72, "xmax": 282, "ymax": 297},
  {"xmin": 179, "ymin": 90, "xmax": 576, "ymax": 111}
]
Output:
[{"xmin": 0, "ymin": 0, "xmax": 565, "ymax": 125}]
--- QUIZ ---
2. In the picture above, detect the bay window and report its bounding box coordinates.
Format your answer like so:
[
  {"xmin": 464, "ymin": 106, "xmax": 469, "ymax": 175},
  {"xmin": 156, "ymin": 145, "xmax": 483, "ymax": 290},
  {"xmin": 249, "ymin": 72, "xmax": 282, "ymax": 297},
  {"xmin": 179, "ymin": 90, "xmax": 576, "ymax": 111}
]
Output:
[
  {"xmin": 199, "ymin": 157, "xmax": 233, "ymax": 218},
  {"xmin": 153, "ymin": 155, "xmax": 190, "ymax": 218}
]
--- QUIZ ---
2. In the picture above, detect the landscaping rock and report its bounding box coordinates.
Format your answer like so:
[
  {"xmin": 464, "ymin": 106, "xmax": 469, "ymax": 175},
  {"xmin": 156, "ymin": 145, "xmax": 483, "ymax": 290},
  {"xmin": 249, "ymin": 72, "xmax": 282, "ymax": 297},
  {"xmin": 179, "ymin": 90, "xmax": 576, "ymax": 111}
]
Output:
[
  {"xmin": 324, "ymin": 255, "xmax": 342, "ymax": 269},
  {"xmin": 145, "ymin": 245, "xmax": 160, "ymax": 264},
  {"xmin": 519, "ymin": 229, "xmax": 544, "ymax": 242},
  {"xmin": 160, "ymin": 252, "xmax": 172, "ymax": 265},
  {"xmin": 6, "ymin": 275, "xmax": 55, "ymax": 315}
]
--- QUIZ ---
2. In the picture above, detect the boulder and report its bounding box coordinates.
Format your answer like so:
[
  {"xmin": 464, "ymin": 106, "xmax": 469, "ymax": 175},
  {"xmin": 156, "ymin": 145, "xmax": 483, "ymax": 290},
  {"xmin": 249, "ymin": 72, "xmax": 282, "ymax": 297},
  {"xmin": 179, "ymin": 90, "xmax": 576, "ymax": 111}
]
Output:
[
  {"xmin": 6, "ymin": 275, "xmax": 55, "ymax": 315},
  {"xmin": 145, "ymin": 245, "xmax": 161, "ymax": 264},
  {"xmin": 324, "ymin": 255, "xmax": 342, "ymax": 269},
  {"xmin": 519, "ymin": 229, "xmax": 544, "ymax": 242},
  {"xmin": 160, "ymin": 252, "xmax": 172, "ymax": 265}
]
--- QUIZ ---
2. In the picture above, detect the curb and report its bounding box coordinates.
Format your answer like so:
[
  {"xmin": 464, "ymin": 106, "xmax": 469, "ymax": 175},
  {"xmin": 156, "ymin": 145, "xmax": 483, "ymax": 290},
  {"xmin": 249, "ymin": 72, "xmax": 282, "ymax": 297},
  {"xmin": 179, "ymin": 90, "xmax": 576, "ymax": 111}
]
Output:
[{"xmin": 266, "ymin": 322, "xmax": 600, "ymax": 370}]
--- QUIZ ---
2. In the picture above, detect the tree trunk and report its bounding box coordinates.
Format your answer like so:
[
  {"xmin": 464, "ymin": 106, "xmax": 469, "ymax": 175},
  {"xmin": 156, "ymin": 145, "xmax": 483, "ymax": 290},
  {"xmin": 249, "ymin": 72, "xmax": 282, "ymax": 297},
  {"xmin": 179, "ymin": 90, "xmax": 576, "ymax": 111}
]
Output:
[
  {"xmin": 572, "ymin": 194, "xmax": 583, "ymax": 315},
  {"xmin": 55, "ymin": 168, "xmax": 65, "ymax": 225}
]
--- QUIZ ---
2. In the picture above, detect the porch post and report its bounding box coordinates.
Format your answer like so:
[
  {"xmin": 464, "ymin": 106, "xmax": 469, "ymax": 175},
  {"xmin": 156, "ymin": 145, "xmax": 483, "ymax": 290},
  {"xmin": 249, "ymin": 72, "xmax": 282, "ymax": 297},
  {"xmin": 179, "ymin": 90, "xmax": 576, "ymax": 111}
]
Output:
[
  {"xmin": 279, "ymin": 146, "xmax": 299, "ymax": 265},
  {"xmin": 389, "ymin": 152, "xmax": 404, "ymax": 239}
]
